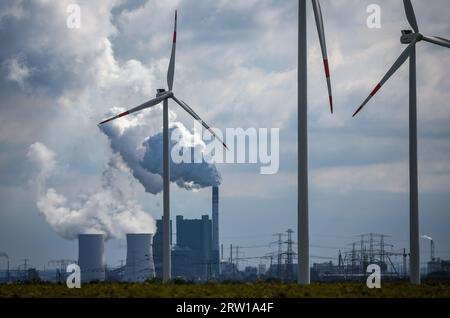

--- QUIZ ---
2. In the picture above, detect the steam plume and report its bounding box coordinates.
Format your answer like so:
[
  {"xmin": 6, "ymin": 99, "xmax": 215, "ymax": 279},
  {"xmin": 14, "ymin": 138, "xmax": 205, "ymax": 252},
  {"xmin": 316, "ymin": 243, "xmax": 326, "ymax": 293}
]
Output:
[
  {"xmin": 28, "ymin": 142, "xmax": 155, "ymax": 240},
  {"xmin": 99, "ymin": 107, "xmax": 221, "ymax": 193}
]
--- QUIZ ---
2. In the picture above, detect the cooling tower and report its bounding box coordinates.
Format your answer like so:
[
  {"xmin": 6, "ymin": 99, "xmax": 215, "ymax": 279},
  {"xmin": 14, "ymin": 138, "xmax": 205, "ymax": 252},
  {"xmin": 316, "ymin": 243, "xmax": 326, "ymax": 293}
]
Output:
[
  {"xmin": 124, "ymin": 233, "xmax": 156, "ymax": 282},
  {"xmin": 78, "ymin": 234, "xmax": 105, "ymax": 282}
]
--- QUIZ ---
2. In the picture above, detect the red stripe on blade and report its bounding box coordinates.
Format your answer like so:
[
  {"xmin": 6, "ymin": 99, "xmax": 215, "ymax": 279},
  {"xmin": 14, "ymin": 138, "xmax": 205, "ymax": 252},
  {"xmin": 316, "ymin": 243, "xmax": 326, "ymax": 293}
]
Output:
[
  {"xmin": 323, "ymin": 59, "xmax": 330, "ymax": 78},
  {"xmin": 118, "ymin": 110, "xmax": 129, "ymax": 118},
  {"xmin": 173, "ymin": 32, "xmax": 176, "ymax": 43},
  {"xmin": 370, "ymin": 83, "xmax": 381, "ymax": 96}
]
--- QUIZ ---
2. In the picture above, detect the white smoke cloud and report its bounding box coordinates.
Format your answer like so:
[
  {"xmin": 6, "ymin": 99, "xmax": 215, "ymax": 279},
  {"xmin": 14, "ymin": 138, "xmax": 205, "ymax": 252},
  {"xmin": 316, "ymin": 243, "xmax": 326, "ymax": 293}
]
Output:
[
  {"xmin": 28, "ymin": 142, "xmax": 155, "ymax": 240},
  {"xmin": 99, "ymin": 107, "xmax": 221, "ymax": 193},
  {"xmin": 27, "ymin": 142, "xmax": 56, "ymax": 195}
]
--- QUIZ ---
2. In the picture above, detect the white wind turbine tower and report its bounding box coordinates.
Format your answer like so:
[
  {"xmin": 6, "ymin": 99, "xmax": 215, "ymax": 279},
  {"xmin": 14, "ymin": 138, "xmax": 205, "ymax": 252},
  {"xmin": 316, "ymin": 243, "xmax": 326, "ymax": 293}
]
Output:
[
  {"xmin": 352, "ymin": 0, "xmax": 450, "ymax": 284},
  {"xmin": 99, "ymin": 11, "xmax": 228, "ymax": 282},
  {"xmin": 298, "ymin": 0, "xmax": 334, "ymax": 284}
]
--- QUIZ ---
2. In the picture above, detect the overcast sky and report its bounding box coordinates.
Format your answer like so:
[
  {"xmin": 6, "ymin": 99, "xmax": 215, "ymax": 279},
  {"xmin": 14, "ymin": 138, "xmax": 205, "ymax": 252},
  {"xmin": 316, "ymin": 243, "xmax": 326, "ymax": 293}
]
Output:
[{"xmin": 1, "ymin": 0, "xmax": 450, "ymax": 271}]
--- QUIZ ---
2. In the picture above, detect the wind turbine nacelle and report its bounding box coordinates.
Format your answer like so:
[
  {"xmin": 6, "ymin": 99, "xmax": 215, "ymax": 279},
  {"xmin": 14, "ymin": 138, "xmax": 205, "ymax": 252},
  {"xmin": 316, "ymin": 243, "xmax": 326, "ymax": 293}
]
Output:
[
  {"xmin": 156, "ymin": 88, "xmax": 166, "ymax": 97},
  {"xmin": 400, "ymin": 30, "xmax": 415, "ymax": 44}
]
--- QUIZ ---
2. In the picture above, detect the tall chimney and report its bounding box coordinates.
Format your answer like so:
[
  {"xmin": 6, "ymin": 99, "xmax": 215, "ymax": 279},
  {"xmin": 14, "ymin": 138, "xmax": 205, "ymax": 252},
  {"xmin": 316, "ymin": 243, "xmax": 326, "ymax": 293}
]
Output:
[
  {"xmin": 212, "ymin": 186, "xmax": 219, "ymax": 251},
  {"xmin": 212, "ymin": 186, "xmax": 220, "ymax": 277},
  {"xmin": 430, "ymin": 240, "xmax": 435, "ymax": 262}
]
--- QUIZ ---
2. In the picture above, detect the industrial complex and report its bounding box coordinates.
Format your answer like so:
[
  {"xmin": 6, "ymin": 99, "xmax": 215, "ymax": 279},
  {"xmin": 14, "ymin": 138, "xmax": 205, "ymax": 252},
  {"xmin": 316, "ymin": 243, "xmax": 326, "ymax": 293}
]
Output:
[{"xmin": 0, "ymin": 184, "xmax": 449, "ymax": 284}]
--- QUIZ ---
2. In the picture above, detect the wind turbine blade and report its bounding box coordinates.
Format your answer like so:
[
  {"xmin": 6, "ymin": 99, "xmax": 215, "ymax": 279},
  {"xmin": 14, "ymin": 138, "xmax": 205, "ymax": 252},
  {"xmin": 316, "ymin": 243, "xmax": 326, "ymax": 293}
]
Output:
[
  {"xmin": 171, "ymin": 95, "xmax": 229, "ymax": 150},
  {"xmin": 422, "ymin": 35, "xmax": 450, "ymax": 48},
  {"xmin": 352, "ymin": 42, "xmax": 415, "ymax": 117},
  {"xmin": 403, "ymin": 0, "xmax": 419, "ymax": 33},
  {"xmin": 312, "ymin": 0, "xmax": 333, "ymax": 113},
  {"xmin": 167, "ymin": 10, "xmax": 177, "ymax": 91},
  {"xmin": 99, "ymin": 95, "xmax": 168, "ymax": 124}
]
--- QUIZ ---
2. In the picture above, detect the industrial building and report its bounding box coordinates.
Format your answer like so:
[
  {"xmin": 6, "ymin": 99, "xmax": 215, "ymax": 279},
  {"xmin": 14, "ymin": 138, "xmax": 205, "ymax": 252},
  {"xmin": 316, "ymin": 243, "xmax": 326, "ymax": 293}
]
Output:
[
  {"xmin": 154, "ymin": 214, "xmax": 215, "ymax": 281},
  {"xmin": 4, "ymin": 178, "xmax": 450, "ymax": 284},
  {"xmin": 173, "ymin": 215, "xmax": 212, "ymax": 280},
  {"xmin": 153, "ymin": 186, "xmax": 221, "ymax": 281},
  {"xmin": 427, "ymin": 259, "xmax": 450, "ymax": 279},
  {"xmin": 425, "ymin": 238, "xmax": 450, "ymax": 279},
  {"xmin": 0, "ymin": 186, "xmax": 221, "ymax": 283},
  {"xmin": 2, "ymin": 228, "xmax": 450, "ymax": 283}
]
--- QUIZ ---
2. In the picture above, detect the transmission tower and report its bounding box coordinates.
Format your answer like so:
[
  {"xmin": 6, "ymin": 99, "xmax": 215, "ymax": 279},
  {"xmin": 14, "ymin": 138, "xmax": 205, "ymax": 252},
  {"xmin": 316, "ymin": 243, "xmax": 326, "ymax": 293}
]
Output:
[
  {"xmin": 285, "ymin": 229, "xmax": 295, "ymax": 281},
  {"xmin": 271, "ymin": 233, "xmax": 285, "ymax": 280}
]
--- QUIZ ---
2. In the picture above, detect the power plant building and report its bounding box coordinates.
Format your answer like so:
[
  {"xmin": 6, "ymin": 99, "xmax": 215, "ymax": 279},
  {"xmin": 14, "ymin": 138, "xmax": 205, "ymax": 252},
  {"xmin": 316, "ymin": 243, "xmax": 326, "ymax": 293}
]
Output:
[
  {"xmin": 172, "ymin": 215, "xmax": 212, "ymax": 280},
  {"xmin": 153, "ymin": 186, "xmax": 221, "ymax": 281}
]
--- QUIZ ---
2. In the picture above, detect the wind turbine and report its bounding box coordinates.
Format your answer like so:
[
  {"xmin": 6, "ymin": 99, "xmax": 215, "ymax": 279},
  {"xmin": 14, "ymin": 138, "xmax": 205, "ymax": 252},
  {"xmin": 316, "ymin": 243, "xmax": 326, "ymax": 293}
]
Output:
[
  {"xmin": 352, "ymin": 0, "xmax": 450, "ymax": 284},
  {"xmin": 99, "ymin": 11, "xmax": 227, "ymax": 282},
  {"xmin": 298, "ymin": 0, "xmax": 334, "ymax": 284}
]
